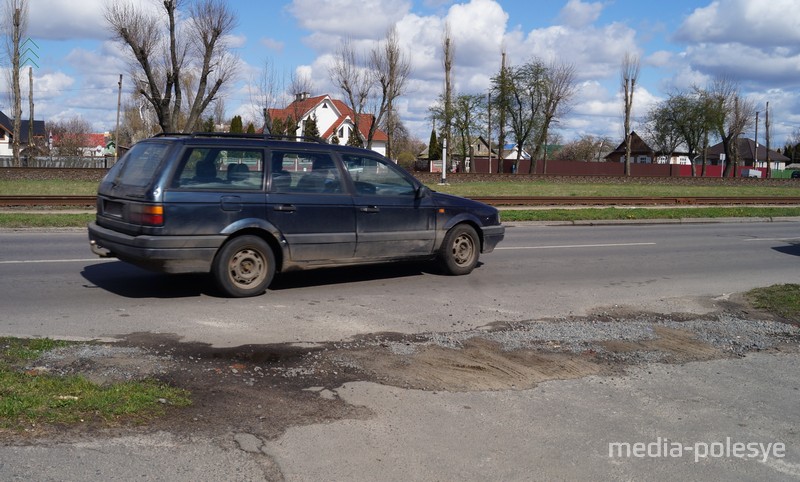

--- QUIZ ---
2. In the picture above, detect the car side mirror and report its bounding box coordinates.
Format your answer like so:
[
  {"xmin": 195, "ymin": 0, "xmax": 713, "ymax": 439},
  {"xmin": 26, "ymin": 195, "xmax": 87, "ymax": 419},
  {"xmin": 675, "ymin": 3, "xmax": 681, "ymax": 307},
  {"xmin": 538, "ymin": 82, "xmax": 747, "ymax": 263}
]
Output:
[{"xmin": 416, "ymin": 185, "xmax": 432, "ymax": 199}]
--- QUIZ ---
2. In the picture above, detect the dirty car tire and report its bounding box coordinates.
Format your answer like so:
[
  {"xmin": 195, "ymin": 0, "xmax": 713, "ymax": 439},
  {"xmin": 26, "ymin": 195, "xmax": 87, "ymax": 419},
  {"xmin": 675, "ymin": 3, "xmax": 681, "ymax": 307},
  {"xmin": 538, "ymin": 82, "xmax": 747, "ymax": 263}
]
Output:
[
  {"xmin": 213, "ymin": 235, "xmax": 275, "ymax": 297},
  {"xmin": 438, "ymin": 224, "xmax": 479, "ymax": 275}
]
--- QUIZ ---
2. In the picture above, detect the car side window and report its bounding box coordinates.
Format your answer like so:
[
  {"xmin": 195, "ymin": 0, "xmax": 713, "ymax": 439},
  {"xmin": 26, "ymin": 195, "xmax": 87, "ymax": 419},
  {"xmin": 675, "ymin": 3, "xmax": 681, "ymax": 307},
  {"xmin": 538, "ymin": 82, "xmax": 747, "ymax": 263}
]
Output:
[
  {"xmin": 172, "ymin": 148, "xmax": 264, "ymax": 190},
  {"xmin": 342, "ymin": 155, "xmax": 416, "ymax": 196},
  {"xmin": 269, "ymin": 151, "xmax": 342, "ymax": 194}
]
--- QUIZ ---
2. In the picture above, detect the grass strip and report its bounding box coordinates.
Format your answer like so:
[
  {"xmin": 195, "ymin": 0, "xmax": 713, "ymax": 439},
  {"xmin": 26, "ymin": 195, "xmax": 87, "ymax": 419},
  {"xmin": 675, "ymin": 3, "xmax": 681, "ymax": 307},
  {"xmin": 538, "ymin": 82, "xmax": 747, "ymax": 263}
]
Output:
[
  {"xmin": 500, "ymin": 207, "xmax": 800, "ymax": 222},
  {"xmin": 0, "ymin": 213, "xmax": 94, "ymax": 228},
  {"xmin": 747, "ymin": 284, "xmax": 800, "ymax": 321},
  {"xmin": 432, "ymin": 181, "xmax": 800, "ymax": 198},
  {"xmin": 0, "ymin": 338, "xmax": 191, "ymax": 431},
  {"xmin": 0, "ymin": 180, "xmax": 99, "ymax": 196}
]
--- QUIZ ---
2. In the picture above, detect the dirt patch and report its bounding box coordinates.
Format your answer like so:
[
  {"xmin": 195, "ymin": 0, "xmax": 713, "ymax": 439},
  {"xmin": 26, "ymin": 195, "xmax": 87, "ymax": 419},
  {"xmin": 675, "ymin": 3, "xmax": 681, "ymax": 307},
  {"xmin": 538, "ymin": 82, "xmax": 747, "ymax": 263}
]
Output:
[
  {"xmin": 340, "ymin": 337, "xmax": 613, "ymax": 391},
  {"xmin": 599, "ymin": 326, "xmax": 722, "ymax": 363},
  {"xmin": 4, "ymin": 308, "xmax": 799, "ymax": 444}
]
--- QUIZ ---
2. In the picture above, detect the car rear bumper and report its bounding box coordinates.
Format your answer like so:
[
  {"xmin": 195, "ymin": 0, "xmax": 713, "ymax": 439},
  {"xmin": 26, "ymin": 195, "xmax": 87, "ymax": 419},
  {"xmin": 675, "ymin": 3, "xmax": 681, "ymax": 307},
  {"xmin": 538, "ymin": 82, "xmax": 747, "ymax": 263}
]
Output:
[
  {"xmin": 88, "ymin": 222, "xmax": 225, "ymax": 274},
  {"xmin": 481, "ymin": 224, "xmax": 505, "ymax": 253}
]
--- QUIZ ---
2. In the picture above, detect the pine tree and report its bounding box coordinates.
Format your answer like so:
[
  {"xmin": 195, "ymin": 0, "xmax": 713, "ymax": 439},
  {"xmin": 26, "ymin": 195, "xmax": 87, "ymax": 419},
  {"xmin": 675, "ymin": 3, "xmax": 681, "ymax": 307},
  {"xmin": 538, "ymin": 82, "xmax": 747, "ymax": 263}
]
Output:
[
  {"xmin": 229, "ymin": 115, "xmax": 243, "ymax": 133},
  {"xmin": 303, "ymin": 115, "xmax": 320, "ymax": 139},
  {"xmin": 246, "ymin": 123, "xmax": 255, "ymax": 134},
  {"xmin": 201, "ymin": 116, "xmax": 215, "ymax": 132},
  {"xmin": 285, "ymin": 116, "xmax": 297, "ymax": 137},
  {"xmin": 347, "ymin": 126, "xmax": 363, "ymax": 147},
  {"xmin": 428, "ymin": 129, "xmax": 440, "ymax": 160}
]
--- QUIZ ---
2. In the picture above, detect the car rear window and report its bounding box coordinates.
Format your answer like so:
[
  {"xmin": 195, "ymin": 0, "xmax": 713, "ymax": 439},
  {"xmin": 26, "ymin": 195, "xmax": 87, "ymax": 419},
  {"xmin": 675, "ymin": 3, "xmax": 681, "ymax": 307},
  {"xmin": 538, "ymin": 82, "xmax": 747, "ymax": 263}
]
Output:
[{"xmin": 105, "ymin": 142, "xmax": 171, "ymax": 188}]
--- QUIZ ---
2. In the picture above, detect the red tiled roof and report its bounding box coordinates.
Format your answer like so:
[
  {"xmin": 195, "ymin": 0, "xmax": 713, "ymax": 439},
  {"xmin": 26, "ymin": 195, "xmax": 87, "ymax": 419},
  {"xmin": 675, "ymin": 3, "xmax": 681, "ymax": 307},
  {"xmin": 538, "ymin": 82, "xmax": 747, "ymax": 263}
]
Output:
[
  {"xmin": 267, "ymin": 95, "xmax": 387, "ymax": 142},
  {"xmin": 87, "ymin": 133, "xmax": 107, "ymax": 146}
]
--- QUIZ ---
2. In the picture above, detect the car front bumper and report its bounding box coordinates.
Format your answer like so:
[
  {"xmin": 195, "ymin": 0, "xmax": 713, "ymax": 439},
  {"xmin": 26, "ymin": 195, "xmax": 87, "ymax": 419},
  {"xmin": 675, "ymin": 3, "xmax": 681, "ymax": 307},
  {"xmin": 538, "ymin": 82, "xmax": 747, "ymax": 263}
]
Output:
[{"xmin": 481, "ymin": 224, "xmax": 505, "ymax": 253}]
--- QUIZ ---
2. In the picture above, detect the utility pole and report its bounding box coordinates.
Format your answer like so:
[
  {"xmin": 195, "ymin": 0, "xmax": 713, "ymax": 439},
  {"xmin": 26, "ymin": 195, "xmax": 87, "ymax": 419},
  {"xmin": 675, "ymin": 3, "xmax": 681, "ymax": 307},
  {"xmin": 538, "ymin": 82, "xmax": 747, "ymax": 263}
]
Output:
[
  {"xmin": 765, "ymin": 101, "xmax": 771, "ymax": 178},
  {"xmin": 440, "ymin": 138, "xmax": 447, "ymax": 184},
  {"xmin": 12, "ymin": 8, "xmax": 22, "ymax": 167},
  {"xmin": 754, "ymin": 111, "xmax": 759, "ymax": 171},
  {"xmin": 487, "ymin": 92, "xmax": 492, "ymax": 173},
  {"xmin": 442, "ymin": 32, "xmax": 453, "ymax": 181},
  {"xmin": 114, "ymin": 74, "xmax": 122, "ymax": 166},
  {"xmin": 498, "ymin": 51, "xmax": 507, "ymax": 173},
  {"xmin": 28, "ymin": 66, "xmax": 33, "ymax": 163}
]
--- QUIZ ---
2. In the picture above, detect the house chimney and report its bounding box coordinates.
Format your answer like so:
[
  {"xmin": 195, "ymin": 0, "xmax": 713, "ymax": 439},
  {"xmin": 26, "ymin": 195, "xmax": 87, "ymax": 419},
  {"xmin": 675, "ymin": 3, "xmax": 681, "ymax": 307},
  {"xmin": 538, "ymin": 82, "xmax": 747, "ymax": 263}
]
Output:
[{"xmin": 295, "ymin": 92, "xmax": 310, "ymax": 102}]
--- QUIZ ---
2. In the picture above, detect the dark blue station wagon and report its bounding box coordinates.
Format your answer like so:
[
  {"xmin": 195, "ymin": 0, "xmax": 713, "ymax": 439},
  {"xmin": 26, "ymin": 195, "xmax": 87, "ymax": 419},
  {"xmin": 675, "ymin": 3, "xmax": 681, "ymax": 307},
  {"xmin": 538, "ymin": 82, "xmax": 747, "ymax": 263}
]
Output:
[{"xmin": 88, "ymin": 133, "xmax": 505, "ymax": 297}]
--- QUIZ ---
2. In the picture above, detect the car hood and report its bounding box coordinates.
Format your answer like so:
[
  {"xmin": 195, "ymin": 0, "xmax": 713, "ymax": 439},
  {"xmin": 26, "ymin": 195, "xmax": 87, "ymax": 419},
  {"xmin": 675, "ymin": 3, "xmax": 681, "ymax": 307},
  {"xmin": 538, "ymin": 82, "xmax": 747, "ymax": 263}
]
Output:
[{"xmin": 431, "ymin": 191, "xmax": 499, "ymax": 218}]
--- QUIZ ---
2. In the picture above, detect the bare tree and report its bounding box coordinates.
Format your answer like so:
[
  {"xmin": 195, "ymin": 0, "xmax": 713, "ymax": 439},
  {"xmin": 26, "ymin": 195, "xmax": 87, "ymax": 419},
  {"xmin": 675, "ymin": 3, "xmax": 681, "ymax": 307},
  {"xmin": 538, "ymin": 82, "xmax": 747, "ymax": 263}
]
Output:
[
  {"xmin": 49, "ymin": 116, "xmax": 92, "ymax": 157},
  {"xmin": 705, "ymin": 76, "xmax": 754, "ymax": 177},
  {"xmin": 643, "ymin": 98, "xmax": 682, "ymax": 164},
  {"xmin": 288, "ymin": 69, "xmax": 314, "ymax": 98},
  {"xmin": 785, "ymin": 128, "xmax": 800, "ymax": 164},
  {"xmin": 441, "ymin": 24, "xmax": 454, "ymax": 175},
  {"xmin": 552, "ymin": 134, "xmax": 612, "ymax": 162},
  {"xmin": 429, "ymin": 92, "xmax": 485, "ymax": 170},
  {"xmin": 493, "ymin": 58, "xmax": 547, "ymax": 173},
  {"xmin": 3, "ymin": 0, "xmax": 27, "ymax": 166},
  {"xmin": 248, "ymin": 58, "xmax": 284, "ymax": 133},
  {"xmin": 621, "ymin": 52, "xmax": 640, "ymax": 176},
  {"xmin": 491, "ymin": 51, "xmax": 511, "ymax": 172},
  {"xmin": 532, "ymin": 60, "xmax": 577, "ymax": 174},
  {"xmin": 329, "ymin": 37, "xmax": 371, "ymax": 147},
  {"xmin": 369, "ymin": 25, "xmax": 410, "ymax": 159},
  {"xmin": 105, "ymin": 0, "xmax": 238, "ymax": 134}
]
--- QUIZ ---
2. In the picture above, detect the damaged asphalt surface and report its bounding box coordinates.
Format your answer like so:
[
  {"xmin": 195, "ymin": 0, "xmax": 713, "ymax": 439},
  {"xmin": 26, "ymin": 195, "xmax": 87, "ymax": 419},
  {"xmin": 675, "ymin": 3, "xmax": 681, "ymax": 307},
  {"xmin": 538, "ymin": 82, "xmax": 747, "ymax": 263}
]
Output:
[
  {"xmin": 2, "ymin": 221, "xmax": 800, "ymax": 480},
  {"xmin": 2, "ymin": 294, "xmax": 799, "ymax": 481}
]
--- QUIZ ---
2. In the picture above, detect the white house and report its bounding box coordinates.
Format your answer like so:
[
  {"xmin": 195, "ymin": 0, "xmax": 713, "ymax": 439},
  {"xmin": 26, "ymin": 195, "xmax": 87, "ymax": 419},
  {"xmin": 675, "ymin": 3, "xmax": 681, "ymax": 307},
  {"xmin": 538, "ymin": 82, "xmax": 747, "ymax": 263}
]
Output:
[
  {"xmin": 0, "ymin": 110, "xmax": 46, "ymax": 157},
  {"xmin": 267, "ymin": 93, "xmax": 388, "ymax": 156},
  {"xmin": 501, "ymin": 143, "xmax": 531, "ymax": 160}
]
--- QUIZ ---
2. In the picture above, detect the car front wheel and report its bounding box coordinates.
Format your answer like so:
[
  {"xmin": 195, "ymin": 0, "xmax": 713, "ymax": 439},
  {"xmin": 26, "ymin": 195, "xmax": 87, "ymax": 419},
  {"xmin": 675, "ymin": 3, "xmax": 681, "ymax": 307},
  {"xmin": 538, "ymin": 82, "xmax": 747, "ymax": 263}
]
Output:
[
  {"xmin": 212, "ymin": 235, "xmax": 275, "ymax": 297},
  {"xmin": 438, "ymin": 224, "xmax": 479, "ymax": 275}
]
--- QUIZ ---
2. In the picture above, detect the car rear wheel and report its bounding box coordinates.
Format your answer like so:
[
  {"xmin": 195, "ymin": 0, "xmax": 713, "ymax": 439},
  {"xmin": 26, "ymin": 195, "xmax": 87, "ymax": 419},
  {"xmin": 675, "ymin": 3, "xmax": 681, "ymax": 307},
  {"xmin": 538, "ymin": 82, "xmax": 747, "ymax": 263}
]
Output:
[
  {"xmin": 438, "ymin": 224, "xmax": 479, "ymax": 275},
  {"xmin": 213, "ymin": 235, "xmax": 275, "ymax": 297}
]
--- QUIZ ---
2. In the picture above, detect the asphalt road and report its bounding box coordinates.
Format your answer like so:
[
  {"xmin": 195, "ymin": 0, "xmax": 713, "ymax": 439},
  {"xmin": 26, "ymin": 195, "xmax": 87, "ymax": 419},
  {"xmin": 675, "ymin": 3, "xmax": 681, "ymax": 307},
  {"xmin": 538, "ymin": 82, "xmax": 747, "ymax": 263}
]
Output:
[
  {"xmin": 1, "ymin": 221, "xmax": 800, "ymax": 481},
  {"xmin": 1, "ymin": 221, "xmax": 799, "ymax": 346}
]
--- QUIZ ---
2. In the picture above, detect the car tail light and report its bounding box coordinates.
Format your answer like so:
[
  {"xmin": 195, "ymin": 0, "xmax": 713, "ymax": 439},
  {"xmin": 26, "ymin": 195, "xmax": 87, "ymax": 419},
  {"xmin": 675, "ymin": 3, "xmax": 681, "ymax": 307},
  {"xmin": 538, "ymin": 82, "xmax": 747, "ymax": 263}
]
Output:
[{"xmin": 130, "ymin": 204, "xmax": 164, "ymax": 226}]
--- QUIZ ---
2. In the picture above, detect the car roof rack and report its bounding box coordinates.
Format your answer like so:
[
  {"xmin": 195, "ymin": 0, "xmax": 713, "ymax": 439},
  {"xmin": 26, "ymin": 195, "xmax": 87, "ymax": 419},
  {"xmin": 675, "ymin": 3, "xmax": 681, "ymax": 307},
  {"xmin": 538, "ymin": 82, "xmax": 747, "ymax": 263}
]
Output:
[
  {"xmin": 152, "ymin": 132, "xmax": 328, "ymax": 144},
  {"xmin": 153, "ymin": 132, "xmax": 192, "ymax": 137}
]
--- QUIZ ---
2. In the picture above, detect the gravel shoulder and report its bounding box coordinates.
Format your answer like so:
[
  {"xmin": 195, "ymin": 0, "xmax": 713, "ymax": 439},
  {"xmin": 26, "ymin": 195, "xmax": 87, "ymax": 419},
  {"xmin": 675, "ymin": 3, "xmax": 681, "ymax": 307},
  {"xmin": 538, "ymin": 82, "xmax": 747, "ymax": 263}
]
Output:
[{"xmin": 4, "ymin": 292, "xmax": 798, "ymax": 446}]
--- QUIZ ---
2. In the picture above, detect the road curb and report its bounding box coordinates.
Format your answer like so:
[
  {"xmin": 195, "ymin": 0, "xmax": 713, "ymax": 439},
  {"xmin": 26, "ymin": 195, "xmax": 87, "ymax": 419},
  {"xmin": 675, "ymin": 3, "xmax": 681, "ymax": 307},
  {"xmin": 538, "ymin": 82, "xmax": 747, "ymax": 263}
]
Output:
[{"xmin": 504, "ymin": 216, "xmax": 800, "ymax": 227}]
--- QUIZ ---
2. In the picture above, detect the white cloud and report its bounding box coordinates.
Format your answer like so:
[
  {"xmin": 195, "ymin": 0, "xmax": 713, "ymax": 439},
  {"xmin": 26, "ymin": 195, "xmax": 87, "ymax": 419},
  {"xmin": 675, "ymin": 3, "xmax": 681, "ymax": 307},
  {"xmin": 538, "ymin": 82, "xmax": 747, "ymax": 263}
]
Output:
[
  {"xmin": 671, "ymin": 0, "xmax": 800, "ymax": 110},
  {"xmin": 261, "ymin": 37, "xmax": 285, "ymax": 53},
  {"xmin": 557, "ymin": 0, "xmax": 603, "ymax": 28},
  {"xmin": 445, "ymin": 0, "xmax": 508, "ymax": 67},
  {"xmin": 683, "ymin": 43, "xmax": 800, "ymax": 88},
  {"xmin": 33, "ymin": 71, "xmax": 75, "ymax": 101},
  {"xmin": 645, "ymin": 50, "xmax": 672, "ymax": 68},
  {"xmin": 226, "ymin": 34, "xmax": 247, "ymax": 50},
  {"xmin": 28, "ymin": 0, "xmax": 112, "ymax": 40},
  {"xmin": 505, "ymin": 21, "xmax": 640, "ymax": 81},
  {"xmin": 289, "ymin": 0, "xmax": 412, "ymax": 39},
  {"xmin": 676, "ymin": 0, "xmax": 800, "ymax": 46}
]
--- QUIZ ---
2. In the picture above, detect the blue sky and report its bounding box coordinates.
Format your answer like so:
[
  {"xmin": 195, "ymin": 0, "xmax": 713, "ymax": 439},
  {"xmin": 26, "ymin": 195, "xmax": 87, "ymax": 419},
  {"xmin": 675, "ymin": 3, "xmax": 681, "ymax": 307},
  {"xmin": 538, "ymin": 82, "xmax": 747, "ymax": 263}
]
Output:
[{"xmin": 11, "ymin": 0, "xmax": 800, "ymax": 148}]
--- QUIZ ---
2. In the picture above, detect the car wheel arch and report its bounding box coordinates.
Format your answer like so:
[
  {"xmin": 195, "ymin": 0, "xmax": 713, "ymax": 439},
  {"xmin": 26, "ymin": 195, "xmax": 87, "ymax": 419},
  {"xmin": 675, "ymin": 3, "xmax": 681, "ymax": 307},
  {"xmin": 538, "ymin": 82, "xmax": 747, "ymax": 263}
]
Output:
[
  {"xmin": 218, "ymin": 224, "xmax": 286, "ymax": 273},
  {"xmin": 439, "ymin": 215, "xmax": 485, "ymax": 251}
]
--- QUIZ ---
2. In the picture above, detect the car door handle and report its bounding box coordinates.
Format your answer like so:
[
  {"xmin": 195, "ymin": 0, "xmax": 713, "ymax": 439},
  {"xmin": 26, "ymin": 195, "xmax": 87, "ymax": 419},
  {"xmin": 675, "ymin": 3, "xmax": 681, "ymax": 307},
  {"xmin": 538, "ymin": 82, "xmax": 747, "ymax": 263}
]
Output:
[
  {"xmin": 359, "ymin": 206, "xmax": 380, "ymax": 213},
  {"xmin": 274, "ymin": 204, "xmax": 296, "ymax": 212}
]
